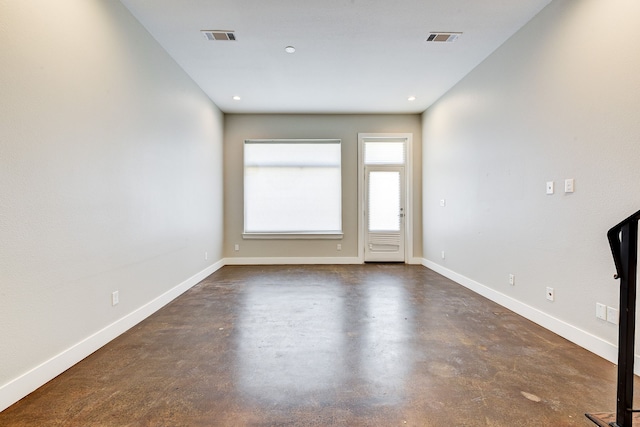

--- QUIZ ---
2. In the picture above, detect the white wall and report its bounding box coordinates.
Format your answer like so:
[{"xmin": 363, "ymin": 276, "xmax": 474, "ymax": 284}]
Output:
[
  {"xmin": 0, "ymin": 0, "xmax": 224, "ymax": 410},
  {"xmin": 223, "ymin": 114, "xmax": 422, "ymax": 262},
  {"xmin": 422, "ymin": 0, "xmax": 640, "ymax": 365}
]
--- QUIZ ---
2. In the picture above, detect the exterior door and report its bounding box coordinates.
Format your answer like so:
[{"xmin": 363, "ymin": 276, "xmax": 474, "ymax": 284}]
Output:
[{"xmin": 364, "ymin": 166, "xmax": 405, "ymax": 262}]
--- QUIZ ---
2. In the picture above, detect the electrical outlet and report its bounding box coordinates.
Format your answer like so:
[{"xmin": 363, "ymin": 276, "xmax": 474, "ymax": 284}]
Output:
[
  {"xmin": 607, "ymin": 306, "xmax": 619, "ymax": 325},
  {"xmin": 205, "ymin": 251, "xmax": 208, "ymax": 260},
  {"xmin": 234, "ymin": 244, "xmax": 239, "ymax": 251},
  {"xmin": 441, "ymin": 250, "xmax": 445, "ymax": 259},
  {"xmin": 112, "ymin": 290, "xmax": 119, "ymax": 306},
  {"xmin": 337, "ymin": 243, "xmax": 342, "ymax": 251},
  {"xmin": 439, "ymin": 199, "xmax": 446, "ymax": 207},
  {"xmin": 546, "ymin": 287, "xmax": 555, "ymax": 301},
  {"xmin": 509, "ymin": 274, "xmax": 515, "ymax": 286},
  {"xmin": 596, "ymin": 303, "xmax": 606, "ymax": 320}
]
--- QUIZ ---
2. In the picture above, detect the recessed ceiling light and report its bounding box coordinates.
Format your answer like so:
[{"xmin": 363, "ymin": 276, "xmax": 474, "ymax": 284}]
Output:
[
  {"xmin": 232, "ymin": 95, "xmax": 241, "ymax": 101},
  {"xmin": 284, "ymin": 46, "xmax": 296, "ymax": 54},
  {"xmin": 408, "ymin": 96, "xmax": 416, "ymax": 101}
]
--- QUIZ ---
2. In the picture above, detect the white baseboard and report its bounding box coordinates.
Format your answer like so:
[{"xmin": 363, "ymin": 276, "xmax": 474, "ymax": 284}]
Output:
[
  {"xmin": 224, "ymin": 256, "xmax": 424, "ymax": 265},
  {"xmin": 0, "ymin": 260, "xmax": 225, "ymax": 412},
  {"xmin": 420, "ymin": 258, "xmax": 636, "ymax": 372},
  {"xmin": 223, "ymin": 256, "xmax": 362, "ymax": 265}
]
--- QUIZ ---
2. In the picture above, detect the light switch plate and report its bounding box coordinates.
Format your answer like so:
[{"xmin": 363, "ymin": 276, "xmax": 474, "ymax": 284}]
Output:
[{"xmin": 564, "ymin": 178, "xmax": 574, "ymax": 193}]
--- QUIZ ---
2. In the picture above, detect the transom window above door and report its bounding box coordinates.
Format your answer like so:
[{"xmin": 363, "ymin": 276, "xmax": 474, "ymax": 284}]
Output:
[{"xmin": 363, "ymin": 140, "xmax": 405, "ymax": 165}]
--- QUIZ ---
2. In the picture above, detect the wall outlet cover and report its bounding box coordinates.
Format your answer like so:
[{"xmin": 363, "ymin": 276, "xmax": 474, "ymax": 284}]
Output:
[
  {"xmin": 607, "ymin": 306, "xmax": 618, "ymax": 325},
  {"xmin": 546, "ymin": 287, "xmax": 554, "ymax": 301},
  {"xmin": 546, "ymin": 181, "xmax": 554, "ymax": 195},
  {"xmin": 596, "ymin": 303, "xmax": 606, "ymax": 320}
]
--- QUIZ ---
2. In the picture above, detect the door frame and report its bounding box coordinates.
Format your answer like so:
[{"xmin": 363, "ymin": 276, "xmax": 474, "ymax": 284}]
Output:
[{"xmin": 357, "ymin": 133, "xmax": 413, "ymax": 263}]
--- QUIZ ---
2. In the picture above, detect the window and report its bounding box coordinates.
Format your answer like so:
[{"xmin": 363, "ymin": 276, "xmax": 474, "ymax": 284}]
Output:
[
  {"xmin": 243, "ymin": 139, "xmax": 342, "ymax": 238},
  {"xmin": 363, "ymin": 140, "xmax": 405, "ymax": 165}
]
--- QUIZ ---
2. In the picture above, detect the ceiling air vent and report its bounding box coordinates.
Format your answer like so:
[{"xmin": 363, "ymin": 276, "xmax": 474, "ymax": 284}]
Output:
[
  {"xmin": 426, "ymin": 32, "xmax": 461, "ymax": 43},
  {"xmin": 201, "ymin": 30, "xmax": 236, "ymax": 41}
]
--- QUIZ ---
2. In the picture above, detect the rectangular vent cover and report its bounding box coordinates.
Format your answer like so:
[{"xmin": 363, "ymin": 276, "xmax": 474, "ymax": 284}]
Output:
[
  {"xmin": 427, "ymin": 32, "xmax": 461, "ymax": 42},
  {"xmin": 201, "ymin": 30, "xmax": 236, "ymax": 41}
]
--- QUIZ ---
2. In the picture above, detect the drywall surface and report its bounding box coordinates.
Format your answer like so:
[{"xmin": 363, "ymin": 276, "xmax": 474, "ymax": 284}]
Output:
[
  {"xmin": 422, "ymin": 0, "xmax": 640, "ymax": 353},
  {"xmin": 0, "ymin": 0, "xmax": 223, "ymax": 405},
  {"xmin": 224, "ymin": 114, "xmax": 422, "ymax": 260}
]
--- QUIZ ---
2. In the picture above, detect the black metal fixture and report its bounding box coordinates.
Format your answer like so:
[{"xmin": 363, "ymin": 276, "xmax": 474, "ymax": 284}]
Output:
[{"xmin": 586, "ymin": 209, "xmax": 640, "ymax": 427}]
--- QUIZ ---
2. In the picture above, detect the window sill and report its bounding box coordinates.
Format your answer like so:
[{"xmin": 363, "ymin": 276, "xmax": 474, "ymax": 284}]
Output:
[{"xmin": 243, "ymin": 232, "xmax": 344, "ymax": 240}]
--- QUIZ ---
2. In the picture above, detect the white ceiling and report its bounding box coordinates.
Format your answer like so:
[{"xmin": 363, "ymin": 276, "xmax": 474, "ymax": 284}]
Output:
[{"xmin": 119, "ymin": 0, "xmax": 552, "ymax": 114}]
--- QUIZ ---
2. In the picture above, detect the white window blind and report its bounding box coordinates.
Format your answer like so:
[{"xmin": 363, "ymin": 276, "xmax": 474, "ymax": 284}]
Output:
[{"xmin": 244, "ymin": 139, "xmax": 342, "ymax": 238}]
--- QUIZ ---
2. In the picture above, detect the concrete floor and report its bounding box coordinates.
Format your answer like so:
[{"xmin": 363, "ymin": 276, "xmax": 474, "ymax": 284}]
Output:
[{"xmin": 0, "ymin": 264, "xmax": 625, "ymax": 426}]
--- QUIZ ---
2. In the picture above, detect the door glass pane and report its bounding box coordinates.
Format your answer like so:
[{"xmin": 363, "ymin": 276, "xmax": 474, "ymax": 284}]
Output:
[
  {"xmin": 368, "ymin": 171, "xmax": 400, "ymax": 231},
  {"xmin": 364, "ymin": 142, "xmax": 405, "ymax": 165}
]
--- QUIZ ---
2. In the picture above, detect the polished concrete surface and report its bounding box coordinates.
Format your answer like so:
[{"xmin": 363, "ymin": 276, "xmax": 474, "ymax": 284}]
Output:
[{"xmin": 0, "ymin": 265, "xmax": 629, "ymax": 426}]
